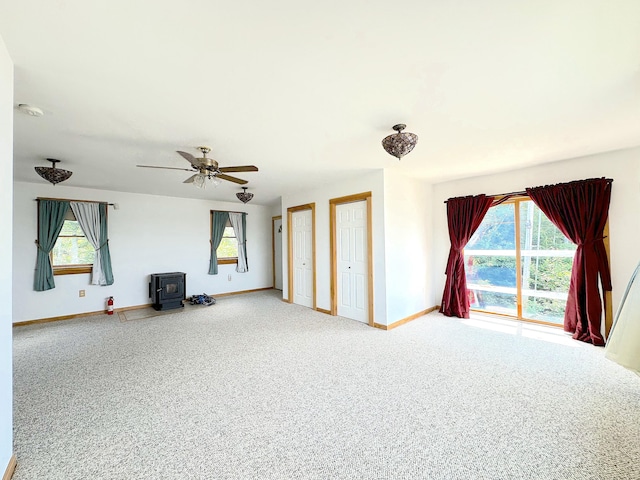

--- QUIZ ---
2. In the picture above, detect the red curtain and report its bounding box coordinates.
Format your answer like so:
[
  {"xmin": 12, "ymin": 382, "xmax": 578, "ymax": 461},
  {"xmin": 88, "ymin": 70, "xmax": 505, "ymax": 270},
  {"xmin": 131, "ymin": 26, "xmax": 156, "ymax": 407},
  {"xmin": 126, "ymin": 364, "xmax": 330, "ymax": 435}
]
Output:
[
  {"xmin": 526, "ymin": 178, "xmax": 612, "ymax": 345},
  {"xmin": 440, "ymin": 194, "xmax": 494, "ymax": 318}
]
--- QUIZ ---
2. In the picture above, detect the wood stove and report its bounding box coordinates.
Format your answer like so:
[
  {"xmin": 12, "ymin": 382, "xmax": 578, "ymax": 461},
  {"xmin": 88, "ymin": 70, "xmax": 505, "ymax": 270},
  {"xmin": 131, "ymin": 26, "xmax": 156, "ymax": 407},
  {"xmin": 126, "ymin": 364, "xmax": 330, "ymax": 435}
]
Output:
[{"xmin": 149, "ymin": 272, "xmax": 186, "ymax": 311}]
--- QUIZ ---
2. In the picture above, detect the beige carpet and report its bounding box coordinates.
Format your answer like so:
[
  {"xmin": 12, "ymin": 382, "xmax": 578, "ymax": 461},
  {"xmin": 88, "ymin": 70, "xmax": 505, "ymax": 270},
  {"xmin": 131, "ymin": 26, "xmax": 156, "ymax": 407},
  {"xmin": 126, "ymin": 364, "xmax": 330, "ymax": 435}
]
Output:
[
  {"xmin": 12, "ymin": 290, "xmax": 640, "ymax": 479},
  {"xmin": 118, "ymin": 302, "xmax": 211, "ymax": 322}
]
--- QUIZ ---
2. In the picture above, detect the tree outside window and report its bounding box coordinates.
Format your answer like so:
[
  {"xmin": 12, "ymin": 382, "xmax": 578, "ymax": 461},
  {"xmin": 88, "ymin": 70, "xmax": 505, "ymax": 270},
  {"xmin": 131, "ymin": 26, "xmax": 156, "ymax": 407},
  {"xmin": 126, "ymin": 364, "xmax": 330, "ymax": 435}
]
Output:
[
  {"xmin": 464, "ymin": 198, "xmax": 576, "ymax": 325},
  {"xmin": 216, "ymin": 222, "xmax": 238, "ymax": 262},
  {"xmin": 51, "ymin": 214, "xmax": 95, "ymax": 275}
]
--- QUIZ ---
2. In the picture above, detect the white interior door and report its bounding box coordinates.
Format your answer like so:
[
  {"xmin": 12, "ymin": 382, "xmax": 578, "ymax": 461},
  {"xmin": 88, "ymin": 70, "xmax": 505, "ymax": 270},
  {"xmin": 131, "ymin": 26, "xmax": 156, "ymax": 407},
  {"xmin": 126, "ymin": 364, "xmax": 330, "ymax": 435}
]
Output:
[
  {"xmin": 336, "ymin": 201, "xmax": 368, "ymax": 322},
  {"xmin": 292, "ymin": 210, "xmax": 313, "ymax": 308},
  {"xmin": 274, "ymin": 218, "xmax": 283, "ymax": 290}
]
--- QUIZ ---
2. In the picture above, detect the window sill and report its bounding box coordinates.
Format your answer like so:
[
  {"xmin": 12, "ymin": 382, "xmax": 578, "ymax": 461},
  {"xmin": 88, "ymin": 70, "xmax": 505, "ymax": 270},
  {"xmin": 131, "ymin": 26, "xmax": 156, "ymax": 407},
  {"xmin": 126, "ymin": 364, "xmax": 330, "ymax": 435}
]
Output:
[
  {"xmin": 218, "ymin": 258, "xmax": 238, "ymax": 265},
  {"xmin": 53, "ymin": 265, "xmax": 92, "ymax": 276}
]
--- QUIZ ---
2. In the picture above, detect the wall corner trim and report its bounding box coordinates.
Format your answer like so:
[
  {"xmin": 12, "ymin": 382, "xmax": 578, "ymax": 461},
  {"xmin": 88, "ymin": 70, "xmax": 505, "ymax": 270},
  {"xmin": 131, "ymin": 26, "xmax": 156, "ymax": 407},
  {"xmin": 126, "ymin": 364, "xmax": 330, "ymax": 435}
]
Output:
[
  {"xmin": 374, "ymin": 306, "xmax": 439, "ymax": 331},
  {"xmin": 2, "ymin": 454, "xmax": 16, "ymax": 480}
]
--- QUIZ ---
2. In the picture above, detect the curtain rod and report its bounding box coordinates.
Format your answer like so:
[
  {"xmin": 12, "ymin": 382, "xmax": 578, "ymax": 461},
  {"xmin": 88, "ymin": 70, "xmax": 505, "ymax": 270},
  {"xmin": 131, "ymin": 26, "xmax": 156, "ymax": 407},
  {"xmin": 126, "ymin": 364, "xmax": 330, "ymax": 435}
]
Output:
[
  {"xmin": 486, "ymin": 190, "xmax": 527, "ymax": 198},
  {"xmin": 35, "ymin": 197, "xmax": 116, "ymax": 207},
  {"xmin": 211, "ymin": 209, "xmax": 248, "ymax": 215},
  {"xmin": 444, "ymin": 191, "xmax": 527, "ymax": 204},
  {"xmin": 444, "ymin": 177, "xmax": 614, "ymax": 204},
  {"xmin": 485, "ymin": 177, "xmax": 614, "ymax": 199}
]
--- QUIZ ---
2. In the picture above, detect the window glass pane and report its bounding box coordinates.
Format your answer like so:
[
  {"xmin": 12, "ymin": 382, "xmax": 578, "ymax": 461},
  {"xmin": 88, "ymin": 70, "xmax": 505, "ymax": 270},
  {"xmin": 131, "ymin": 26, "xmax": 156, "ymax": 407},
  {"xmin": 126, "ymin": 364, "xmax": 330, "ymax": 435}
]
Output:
[
  {"xmin": 52, "ymin": 221, "xmax": 95, "ymax": 265},
  {"xmin": 468, "ymin": 203, "xmax": 515, "ymax": 250},
  {"xmin": 217, "ymin": 237, "xmax": 238, "ymax": 258},
  {"xmin": 59, "ymin": 220, "xmax": 84, "ymax": 236},
  {"xmin": 519, "ymin": 200, "xmax": 576, "ymax": 324},
  {"xmin": 465, "ymin": 203, "xmax": 517, "ymax": 316},
  {"xmin": 222, "ymin": 226, "xmax": 235, "ymax": 238}
]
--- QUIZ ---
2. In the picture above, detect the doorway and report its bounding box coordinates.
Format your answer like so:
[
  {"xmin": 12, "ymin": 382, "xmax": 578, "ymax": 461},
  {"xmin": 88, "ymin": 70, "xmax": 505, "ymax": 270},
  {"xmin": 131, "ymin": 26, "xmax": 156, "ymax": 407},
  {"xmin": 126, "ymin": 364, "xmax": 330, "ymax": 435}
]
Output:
[
  {"xmin": 330, "ymin": 192, "xmax": 373, "ymax": 325},
  {"xmin": 287, "ymin": 204, "xmax": 316, "ymax": 309},
  {"xmin": 272, "ymin": 216, "xmax": 283, "ymax": 290}
]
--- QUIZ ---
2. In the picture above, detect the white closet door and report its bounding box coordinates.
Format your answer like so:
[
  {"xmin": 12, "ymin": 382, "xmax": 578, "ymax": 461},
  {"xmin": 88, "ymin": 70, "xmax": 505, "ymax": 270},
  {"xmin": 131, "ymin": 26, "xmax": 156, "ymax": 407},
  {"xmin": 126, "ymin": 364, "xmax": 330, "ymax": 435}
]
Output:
[
  {"xmin": 292, "ymin": 210, "xmax": 313, "ymax": 308},
  {"xmin": 336, "ymin": 201, "xmax": 368, "ymax": 322}
]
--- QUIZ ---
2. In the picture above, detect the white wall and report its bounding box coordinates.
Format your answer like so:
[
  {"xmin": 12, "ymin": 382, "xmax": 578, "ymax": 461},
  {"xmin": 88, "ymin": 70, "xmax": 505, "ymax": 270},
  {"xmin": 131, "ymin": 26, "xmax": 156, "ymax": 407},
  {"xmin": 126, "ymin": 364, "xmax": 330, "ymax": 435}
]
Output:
[
  {"xmin": 13, "ymin": 182, "xmax": 274, "ymax": 322},
  {"xmin": 0, "ymin": 35, "xmax": 13, "ymax": 473},
  {"xmin": 270, "ymin": 203, "xmax": 282, "ymax": 218},
  {"xmin": 281, "ymin": 170, "xmax": 388, "ymax": 324},
  {"xmin": 431, "ymin": 147, "xmax": 640, "ymax": 315},
  {"xmin": 383, "ymin": 170, "xmax": 434, "ymax": 323}
]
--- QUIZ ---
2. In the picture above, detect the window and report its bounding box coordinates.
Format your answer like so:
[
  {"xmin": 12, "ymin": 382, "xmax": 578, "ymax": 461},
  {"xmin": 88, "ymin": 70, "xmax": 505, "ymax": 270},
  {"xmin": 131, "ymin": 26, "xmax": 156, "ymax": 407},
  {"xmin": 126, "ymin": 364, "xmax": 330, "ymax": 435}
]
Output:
[
  {"xmin": 216, "ymin": 220, "xmax": 238, "ymax": 264},
  {"xmin": 464, "ymin": 197, "xmax": 576, "ymax": 325},
  {"xmin": 210, "ymin": 210, "xmax": 248, "ymax": 274},
  {"xmin": 35, "ymin": 198, "xmax": 114, "ymax": 290},
  {"xmin": 51, "ymin": 210, "xmax": 95, "ymax": 275}
]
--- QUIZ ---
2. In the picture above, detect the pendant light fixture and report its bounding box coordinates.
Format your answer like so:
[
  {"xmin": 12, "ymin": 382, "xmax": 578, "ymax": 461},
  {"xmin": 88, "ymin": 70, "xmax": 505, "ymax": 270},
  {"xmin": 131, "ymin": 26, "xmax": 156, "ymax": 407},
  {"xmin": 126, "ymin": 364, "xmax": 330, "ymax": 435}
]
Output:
[
  {"xmin": 382, "ymin": 124, "xmax": 418, "ymax": 160},
  {"xmin": 34, "ymin": 159, "xmax": 73, "ymax": 185},
  {"xmin": 236, "ymin": 187, "xmax": 254, "ymax": 203}
]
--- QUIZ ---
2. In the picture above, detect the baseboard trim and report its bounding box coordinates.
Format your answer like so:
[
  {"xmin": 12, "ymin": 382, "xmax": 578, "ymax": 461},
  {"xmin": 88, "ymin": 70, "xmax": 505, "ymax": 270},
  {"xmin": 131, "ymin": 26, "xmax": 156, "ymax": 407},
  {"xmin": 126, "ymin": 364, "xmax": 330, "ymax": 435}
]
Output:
[
  {"xmin": 213, "ymin": 287, "xmax": 274, "ymax": 298},
  {"xmin": 374, "ymin": 306, "xmax": 439, "ymax": 331},
  {"xmin": 13, "ymin": 303, "xmax": 156, "ymax": 327},
  {"xmin": 3, "ymin": 454, "xmax": 16, "ymax": 480},
  {"xmin": 316, "ymin": 308, "xmax": 331, "ymax": 315},
  {"xmin": 13, "ymin": 309, "xmax": 107, "ymax": 327},
  {"xmin": 14, "ymin": 288, "xmax": 276, "ymax": 327}
]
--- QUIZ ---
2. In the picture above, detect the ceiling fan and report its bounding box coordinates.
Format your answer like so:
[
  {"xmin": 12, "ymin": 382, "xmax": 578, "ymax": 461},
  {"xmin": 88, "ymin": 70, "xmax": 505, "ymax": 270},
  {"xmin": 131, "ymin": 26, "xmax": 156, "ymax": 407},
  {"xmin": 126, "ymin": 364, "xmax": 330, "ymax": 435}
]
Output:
[{"xmin": 136, "ymin": 146, "xmax": 258, "ymax": 187}]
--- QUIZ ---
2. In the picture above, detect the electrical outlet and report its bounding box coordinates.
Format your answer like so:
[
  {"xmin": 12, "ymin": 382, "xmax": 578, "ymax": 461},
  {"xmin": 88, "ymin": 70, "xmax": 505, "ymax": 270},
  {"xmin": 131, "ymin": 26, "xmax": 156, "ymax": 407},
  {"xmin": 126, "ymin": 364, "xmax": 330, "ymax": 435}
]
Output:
[
  {"xmin": 79, "ymin": 290, "xmax": 85, "ymax": 297},
  {"xmin": 228, "ymin": 274, "xmax": 232, "ymax": 281}
]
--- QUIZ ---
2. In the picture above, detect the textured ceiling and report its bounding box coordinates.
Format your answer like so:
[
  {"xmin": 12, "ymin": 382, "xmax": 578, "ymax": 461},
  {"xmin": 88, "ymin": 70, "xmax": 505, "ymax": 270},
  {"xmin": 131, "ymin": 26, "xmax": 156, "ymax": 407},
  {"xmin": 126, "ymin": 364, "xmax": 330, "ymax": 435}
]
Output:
[{"xmin": 2, "ymin": 0, "xmax": 639, "ymax": 205}]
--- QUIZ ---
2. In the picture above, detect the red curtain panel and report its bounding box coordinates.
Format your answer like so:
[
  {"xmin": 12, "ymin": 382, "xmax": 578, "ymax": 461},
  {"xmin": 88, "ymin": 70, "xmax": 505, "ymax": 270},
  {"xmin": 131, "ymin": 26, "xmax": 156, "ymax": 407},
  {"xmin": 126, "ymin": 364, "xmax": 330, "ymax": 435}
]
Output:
[
  {"xmin": 440, "ymin": 194, "xmax": 494, "ymax": 318},
  {"xmin": 526, "ymin": 178, "xmax": 613, "ymax": 345}
]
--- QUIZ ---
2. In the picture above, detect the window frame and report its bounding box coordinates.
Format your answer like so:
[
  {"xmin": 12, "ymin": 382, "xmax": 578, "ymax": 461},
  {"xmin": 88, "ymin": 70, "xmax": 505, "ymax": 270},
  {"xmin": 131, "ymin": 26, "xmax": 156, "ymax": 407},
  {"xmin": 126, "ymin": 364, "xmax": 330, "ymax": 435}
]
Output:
[
  {"xmin": 465, "ymin": 194, "xmax": 579, "ymax": 327},
  {"xmin": 211, "ymin": 212, "xmax": 238, "ymax": 265},
  {"xmin": 50, "ymin": 211, "xmax": 94, "ymax": 276}
]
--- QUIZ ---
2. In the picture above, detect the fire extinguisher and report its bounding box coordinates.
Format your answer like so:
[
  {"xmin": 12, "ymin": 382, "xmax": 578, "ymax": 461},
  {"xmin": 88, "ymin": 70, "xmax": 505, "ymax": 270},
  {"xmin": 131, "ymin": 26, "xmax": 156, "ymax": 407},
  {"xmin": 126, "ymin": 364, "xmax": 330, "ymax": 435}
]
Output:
[{"xmin": 107, "ymin": 296, "xmax": 114, "ymax": 315}]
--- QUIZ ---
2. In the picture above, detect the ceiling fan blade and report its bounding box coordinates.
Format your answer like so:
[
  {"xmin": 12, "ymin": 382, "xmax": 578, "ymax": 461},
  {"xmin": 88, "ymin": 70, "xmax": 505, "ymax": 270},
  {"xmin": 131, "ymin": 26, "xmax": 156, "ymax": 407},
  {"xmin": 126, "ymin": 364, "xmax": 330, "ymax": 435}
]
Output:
[
  {"xmin": 137, "ymin": 165, "xmax": 195, "ymax": 172},
  {"xmin": 183, "ymin": 174, "xmax": 199, "ymax": 184},
  {"xmin": 217, "ymin": 173, "xmax": 248, "ymax": 185},
  {"xmin": 218, "ymin": 165, "xmax": 259, "ymax": 173},
  {"xmin": 176, "ymin": 151, "xmax": 197, "ymax": 164}
]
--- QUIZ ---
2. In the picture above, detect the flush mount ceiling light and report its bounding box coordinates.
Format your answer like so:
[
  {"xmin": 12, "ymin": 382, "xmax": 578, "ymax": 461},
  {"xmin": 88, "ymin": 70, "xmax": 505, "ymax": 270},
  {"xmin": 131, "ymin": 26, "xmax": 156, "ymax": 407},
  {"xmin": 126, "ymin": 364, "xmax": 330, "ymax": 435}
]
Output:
[
  {"xmin": 34, "ymin": 159, "xmax": 73, "ymax": 185},
  {"xmin": 17, "ymin": 104, "xmax": 44, "ymax": 117},
  {"xmin": 236, "ymin": 187, "xmax": 254, "ymax": 204},
  {"xmin": 382, "ymin": 124, "xmax": 418, "ymax": 160}
]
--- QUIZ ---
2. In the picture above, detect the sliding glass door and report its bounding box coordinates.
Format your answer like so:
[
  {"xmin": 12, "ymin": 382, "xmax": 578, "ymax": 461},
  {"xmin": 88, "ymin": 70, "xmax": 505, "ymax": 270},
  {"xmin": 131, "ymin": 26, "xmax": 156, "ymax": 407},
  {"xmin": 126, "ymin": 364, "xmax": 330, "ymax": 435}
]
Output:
[{"xmin": 464, "ymin": 197, "xmax": 576, "ymax": 325}]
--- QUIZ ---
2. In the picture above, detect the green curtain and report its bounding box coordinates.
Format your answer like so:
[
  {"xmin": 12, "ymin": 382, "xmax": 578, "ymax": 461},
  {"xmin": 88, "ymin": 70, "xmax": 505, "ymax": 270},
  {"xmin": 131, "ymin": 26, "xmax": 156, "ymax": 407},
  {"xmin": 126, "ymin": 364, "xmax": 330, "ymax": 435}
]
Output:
[
  {"xmin": 209, "ymin": 211, "xmax": 229, "ymax": 274},
  {"xmin": 98, "ymin": 203, "xmax": 114, "ymax": 285},
  {"xmin": 240, "ymin": 212, "xmax": 248, "ymax": 271},
  {"xmin": 34, "ymin": 200, "xmax": 70, "ymax": 291}
]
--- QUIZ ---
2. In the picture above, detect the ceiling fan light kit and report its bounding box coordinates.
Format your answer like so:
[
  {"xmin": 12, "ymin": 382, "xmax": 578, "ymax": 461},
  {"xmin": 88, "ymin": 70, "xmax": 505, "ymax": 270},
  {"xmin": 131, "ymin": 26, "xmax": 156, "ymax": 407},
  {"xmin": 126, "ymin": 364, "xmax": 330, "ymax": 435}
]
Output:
[
  {"xmin": 193, "ymin": 174, "xmax": 206, "ymax": 188},
  {"xmin": 34, "ymin": 158, "xmax": 72, "ymax": 185},
  {"xmin": 191, "ymin": 173, "xmax": 221, "ymax": 189},
  {"xmin": 382, "ymin": 124, "xmax": 418, "ymax": 160},
  {"xmin": 236, "ymin": 187, "xmax": 254, "ymax": 203}
]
